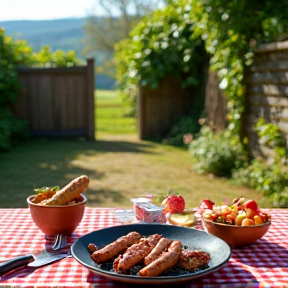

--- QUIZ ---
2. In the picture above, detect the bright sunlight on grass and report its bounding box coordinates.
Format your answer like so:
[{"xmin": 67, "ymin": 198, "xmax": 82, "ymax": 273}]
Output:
[
  {"xmin": 95, "ymin": 89, "xmax": 136, "ymax": 137},
  {"xmin": 0, "ymin": 89, "xmax": 269, "ymax": 208}
]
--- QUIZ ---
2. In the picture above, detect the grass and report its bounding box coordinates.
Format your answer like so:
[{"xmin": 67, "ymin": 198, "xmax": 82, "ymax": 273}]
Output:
[
  {"xmin": 96, "ymin": 89, "xmax": 136, "ymax": 137},
  {"xmin": 0, "ymin": 89, "xmax": 271, "ymax": 209}
]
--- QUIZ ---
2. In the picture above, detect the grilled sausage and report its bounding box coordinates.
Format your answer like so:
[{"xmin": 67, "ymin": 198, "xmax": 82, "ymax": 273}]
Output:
[
  {"xmin": 144, "ymin": 237, "xmax": 171, "ymax": 266},
  {"xmin": 88, "ymin": 243, "xmax": 98, "ymax": 254},
  {"xmin": 139, "ymin": 240, "xmax": 182, "ymax": 277},
  {"xmin": 114, "ymin": 234, "xmax": 162, "ymax": 274},
  {"xmin": 91, "ymin": 232, "xmax": 141, "ymax": 264}
]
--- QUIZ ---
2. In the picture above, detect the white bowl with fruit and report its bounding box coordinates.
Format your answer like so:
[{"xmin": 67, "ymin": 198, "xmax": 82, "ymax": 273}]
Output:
[{"xmin": 199, "ymin": 198, "xmax": 271, "ymax": 246}]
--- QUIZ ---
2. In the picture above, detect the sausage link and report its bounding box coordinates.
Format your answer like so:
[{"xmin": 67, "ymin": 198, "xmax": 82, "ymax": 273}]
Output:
[
  {"xmin": 139, "ymin": 240, "xmax": 182, "ymax": 277},
  {"xmin": 114, "ymin": 234, "xmax": 162, "ymax": 274},
  {"xmin": 144, "ymin": 237, "xmax": 171, "ymax": 266},
  {"xmin": 91, "ymin": 232, "xmax": 141, "ymax": 264}
]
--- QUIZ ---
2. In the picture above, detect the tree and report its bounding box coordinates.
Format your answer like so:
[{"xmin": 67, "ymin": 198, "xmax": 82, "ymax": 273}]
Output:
[{"xmin": 82, "ymin": 0, "xmax": 165, "ymax": 78}]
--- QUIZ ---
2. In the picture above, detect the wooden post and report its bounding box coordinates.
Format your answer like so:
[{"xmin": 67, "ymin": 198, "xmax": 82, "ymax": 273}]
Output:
[
  {"xmin": 137, "ymin": 84, "xmax": 145, "ymax": 139},
  {"xmin": 86, "ymin": 58, "xmax": 95, "ymax": 140}
]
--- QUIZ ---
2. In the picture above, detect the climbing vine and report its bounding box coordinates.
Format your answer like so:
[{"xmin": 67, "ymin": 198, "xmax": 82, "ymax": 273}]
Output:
[
  {"xmin": 114, "ymin": 0, "xmax": 288, "ymax": 206},
  {"xmin": 115, "ymin": 0, "xmax": 208, "ymax": 116},
  {"xmin": 189, "ymin": 0, "xmax": 288, "ymax": 134},
  {"xmin": 115, "ymin": 0, "xmax": 288, "ymax": 131}
]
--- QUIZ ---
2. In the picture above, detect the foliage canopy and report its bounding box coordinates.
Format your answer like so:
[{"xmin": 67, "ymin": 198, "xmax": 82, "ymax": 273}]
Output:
[
  {"xmin": 115, "ymin": 0, "xmax": 288, "ymax": 131},
  {"xmin": 114, "ymin": 0, "xmax": 288, "ymax": 206},
  {"xmin": 115, "ymin": 0, "xmax": 208, "ymax": 114}
]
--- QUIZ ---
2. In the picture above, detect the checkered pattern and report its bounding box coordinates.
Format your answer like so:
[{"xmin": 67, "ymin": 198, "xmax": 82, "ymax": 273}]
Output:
[{"xmin": 0, "ymin": 208, "xmax": 287, "ymax": 288}]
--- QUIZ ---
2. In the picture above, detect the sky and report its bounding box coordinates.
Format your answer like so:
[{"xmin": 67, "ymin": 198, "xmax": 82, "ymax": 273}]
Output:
[{"xmin": 0, "ymin": 0, "xmax": 104, "ymax": 21}]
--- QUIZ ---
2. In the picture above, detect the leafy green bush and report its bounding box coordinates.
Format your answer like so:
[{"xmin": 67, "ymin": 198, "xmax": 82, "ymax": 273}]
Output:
[
  {"xmin": 231, "ymin": 118, "xmax": 288, "ymax": 207},
  {"xmin": 0, "ymin": 29, "xmax": 26, "ymax": 105},
  {"xmin": 232, "ymin": 159, "xmax": 288, "ymax": 207},
  {"xmin": 189, "ymin": 126, "xmax": 248, "ymax": 177},
  {"xmin": 0, "ymin": 29, "xmax": 31, "ymax": 151},
  {"xmin": 255, "ymin": 117, "xmax": 287, "ymax": 159},
  {"xmin": 31, "ymin": 45, "xmax": 81, "ymax": 67},
  {"xmin": 162, "ymin": 114, "xmax": 201, "ymax": 146},
  {"xmin": 0, "ymin": 29, "xmax": 81, "ymax": 151},
  {"xmin": 273, "ymin": 188, "xmax": 288, "ymax": 208},
  {"xmin": 0, "ymin": 108, "xmax": 30, "ymax": 151}
]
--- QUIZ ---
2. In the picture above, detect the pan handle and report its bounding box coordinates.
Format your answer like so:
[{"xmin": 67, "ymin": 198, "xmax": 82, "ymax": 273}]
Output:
[{"xmin": 0, "ymin": 254, "xmax": 34, "ymax": 276}]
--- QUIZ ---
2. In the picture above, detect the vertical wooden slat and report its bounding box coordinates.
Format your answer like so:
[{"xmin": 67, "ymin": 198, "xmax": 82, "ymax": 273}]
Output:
[
  {"xmin": 86, "ymin": 58, "xmax": 95, "ymax": 140},
  {"xmin": 244, "ymin": 41, "xmax": 288, "ymax": 158},
  {"xmin": 204, "ymin": 71, "xmax": 227, "ymax": 132}
]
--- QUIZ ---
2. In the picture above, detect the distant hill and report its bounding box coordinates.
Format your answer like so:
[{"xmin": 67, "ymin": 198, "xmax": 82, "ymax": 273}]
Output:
[
  {"xmin": 0, "ymin": 18, "xmax": 87, "ymax": 56},
  {"xmin": 0, "ymin": 18, "xmax": 116, "ymax": 89}
]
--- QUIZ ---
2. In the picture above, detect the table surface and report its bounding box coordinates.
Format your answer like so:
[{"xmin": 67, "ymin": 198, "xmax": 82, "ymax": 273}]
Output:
[{"xmin": 0, "ymin": 207, "xmax": 287, "ymax": 288}]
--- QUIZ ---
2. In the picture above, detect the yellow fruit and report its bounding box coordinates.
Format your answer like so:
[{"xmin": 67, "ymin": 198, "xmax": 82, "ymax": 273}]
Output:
[
  {"xmin": 254, "ymin": 215, "xmax": 263, "ymax": 225},
  {"xmin": 168, "ymin": 211, "xmax": 196, "ymax": 227},
  {"xmin": 235, "ymin": 213, "xmax": 247, "ymax": 226},
  {"xmin": 242, "ymin": 218, "xmax": 254, "ymax": 226}
]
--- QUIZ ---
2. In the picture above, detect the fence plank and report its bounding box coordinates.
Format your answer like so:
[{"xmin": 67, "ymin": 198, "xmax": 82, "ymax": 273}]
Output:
[{"xmin": 204, "ymin": 71, "xmax": 227, "ymax": 132}]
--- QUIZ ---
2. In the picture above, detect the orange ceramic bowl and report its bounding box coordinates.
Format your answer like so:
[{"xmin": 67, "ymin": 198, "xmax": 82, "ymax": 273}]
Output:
[
  {"xmin": 202, "ymin": 218, "xmax": 271, "ymax": 246},
  {"xmin": 27, "ymin": 194, "xmax": 86, "ymax": 236}
]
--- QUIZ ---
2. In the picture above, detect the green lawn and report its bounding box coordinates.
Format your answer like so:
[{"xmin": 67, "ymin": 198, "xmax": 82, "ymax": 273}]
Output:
[
  {"xmin": 0, "ymin": 89, "xmax": 270, "ymax": 209},
  {"xmin": 96, "ymin": 90, "xmax": 136, "ymax": 137}
]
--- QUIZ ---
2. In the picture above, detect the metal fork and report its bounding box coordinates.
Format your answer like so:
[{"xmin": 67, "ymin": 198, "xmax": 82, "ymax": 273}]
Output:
[{"xmin": 52, "ymin": 234, "xmax": 67, "ymax": 250}]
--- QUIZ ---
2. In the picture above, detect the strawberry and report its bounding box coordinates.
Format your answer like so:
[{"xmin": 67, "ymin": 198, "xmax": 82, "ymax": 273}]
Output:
[{"xmin": 162, "ymin": 195, "xmax": 185, "ymax": 213}]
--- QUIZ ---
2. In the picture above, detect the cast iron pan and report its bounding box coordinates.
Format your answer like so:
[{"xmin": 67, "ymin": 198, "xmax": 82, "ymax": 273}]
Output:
[{"xmin": 71, "ymin": 223, "xmax": 231, "ymax": 284}]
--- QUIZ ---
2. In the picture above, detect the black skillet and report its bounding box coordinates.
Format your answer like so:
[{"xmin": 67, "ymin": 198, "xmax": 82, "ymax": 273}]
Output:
[{"xmin": 71, "ymin": 223, "xmax": 231, "ymax": 285}]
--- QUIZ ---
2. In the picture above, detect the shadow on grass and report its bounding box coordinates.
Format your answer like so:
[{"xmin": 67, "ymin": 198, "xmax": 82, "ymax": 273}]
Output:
[
  {"xmin": 86, "ymin": 188, "xmax": 128, "ymax": 207},
  {"xmin": 0, "ymin": 138, "xmax": 157, "ymax": 208}
]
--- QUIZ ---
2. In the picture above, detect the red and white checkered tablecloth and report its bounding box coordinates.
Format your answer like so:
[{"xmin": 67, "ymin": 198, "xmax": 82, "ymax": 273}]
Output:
[{"xmin": 0, "ymin": 207, "xmax": 287, "ymax": 288}]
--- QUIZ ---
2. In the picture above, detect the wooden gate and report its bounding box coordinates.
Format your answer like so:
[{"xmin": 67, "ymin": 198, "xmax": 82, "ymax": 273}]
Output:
[
  {"xmin": 137, "ymin": 75, "xmax": 194, "ymax": 139},
  {"xmin": 12, "ymin": 58, "xmax": 95, "ymax": 140}
]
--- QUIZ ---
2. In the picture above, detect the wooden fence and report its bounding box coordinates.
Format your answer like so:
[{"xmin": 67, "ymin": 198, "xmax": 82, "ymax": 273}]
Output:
[
  {"xmin": 138, "ymin": 40, "xmax": 288, "ymax": 159},
  {"xmin": 12, "ymin": 58, "xmax": 95, "ymax": 140},
  {"xmin": 244, "ymin": 41, "xmax": 288, "ymax": 158},
  {"xmin": 138, "ymin": 75, "xmax": 195, "ymax": 139},
  {"xmin": 202, "ymin": 40, "xmax": 288, "ymax": 158}
]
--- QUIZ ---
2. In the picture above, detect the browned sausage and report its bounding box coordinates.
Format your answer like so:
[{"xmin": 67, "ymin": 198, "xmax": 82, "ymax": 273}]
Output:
[
  {"xmin": 144, "ymin": 237, "xmax": 171, "ymax": 266},
  {"xmin": 88, "ymin": 243, "xmax": 98, "ymax": 254},
  {"xmin": 91, "ymin": 232, "xmax": 141, "ymax": 264},
  {"xmin": 114, "ymin": 234, "xmax": 162, "ymax": 274},
  {"xmin": 42, "ymin": 175, "xmax": 89, "ymax": 205},
  {"xmin": 139, "ymin": 240, "xmax": 182, "ymax": 277}
]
